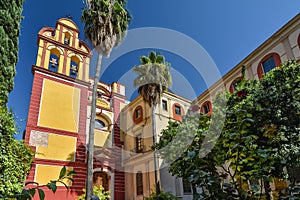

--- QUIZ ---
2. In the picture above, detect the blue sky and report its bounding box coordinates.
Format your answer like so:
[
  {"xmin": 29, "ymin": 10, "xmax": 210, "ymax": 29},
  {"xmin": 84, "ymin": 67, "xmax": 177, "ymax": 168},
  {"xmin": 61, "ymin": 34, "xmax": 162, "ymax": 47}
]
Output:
[{"xmin": 8, "ymin": 0, "xmax": 300, "ymax": 139}]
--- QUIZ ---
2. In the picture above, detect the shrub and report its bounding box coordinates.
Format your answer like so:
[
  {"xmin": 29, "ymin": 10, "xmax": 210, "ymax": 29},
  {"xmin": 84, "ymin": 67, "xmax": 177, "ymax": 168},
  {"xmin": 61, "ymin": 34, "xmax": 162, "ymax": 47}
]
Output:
[
  {"xmin": 145, "ymin": 190, "xmax": 178, "ymax": 200},
  {"xmin": 78, "ymin": 186, "xmax": 110, "ymax": 200}
]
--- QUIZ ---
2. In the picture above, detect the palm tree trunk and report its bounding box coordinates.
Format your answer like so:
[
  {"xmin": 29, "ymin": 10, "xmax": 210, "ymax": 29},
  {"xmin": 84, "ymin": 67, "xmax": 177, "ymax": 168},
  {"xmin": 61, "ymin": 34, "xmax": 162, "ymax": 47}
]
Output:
[
  {"xmin": 86, "ymin": 53, "xmax": 103, "ymax": 200},
  {"xmin": 152, "ymin": 105, "xmax": 160, "ymax": 199}
]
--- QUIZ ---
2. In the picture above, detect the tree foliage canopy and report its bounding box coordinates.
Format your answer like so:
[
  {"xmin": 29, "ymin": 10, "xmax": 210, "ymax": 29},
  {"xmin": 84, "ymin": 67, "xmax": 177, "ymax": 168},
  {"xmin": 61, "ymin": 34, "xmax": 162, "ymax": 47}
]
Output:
[
  {"xmin": 0, "ymin": 0, "xmax": 34, "ymax": 197},
  {"xmin": 0, "ymin": 106, "xmax": 34, "ymax": 197},
  {"xmin": 156, "ymin": 60, "xmax": 300, "ymax": 199},
  {"xmin": 0, "ymin": 0, "xmax": 24, "ymax": 103}
]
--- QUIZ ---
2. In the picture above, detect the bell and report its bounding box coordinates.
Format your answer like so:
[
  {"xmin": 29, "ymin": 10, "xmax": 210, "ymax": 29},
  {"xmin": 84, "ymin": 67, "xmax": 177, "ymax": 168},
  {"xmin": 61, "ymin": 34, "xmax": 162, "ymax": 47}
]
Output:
[{"xmin": 64, "ymin": 37, "xmax": 69, "ymax": 45}]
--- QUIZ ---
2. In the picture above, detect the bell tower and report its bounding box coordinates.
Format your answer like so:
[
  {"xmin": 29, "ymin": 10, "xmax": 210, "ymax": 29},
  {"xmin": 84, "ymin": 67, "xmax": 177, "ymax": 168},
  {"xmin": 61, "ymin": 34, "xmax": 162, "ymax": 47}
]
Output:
[
  {"xmin": 34, "ymin": 18, "xmax": 90, "ymax": 81},
  {"xmin": 24, "ymin": 18, "xmax": 91, "ymax": 199}
]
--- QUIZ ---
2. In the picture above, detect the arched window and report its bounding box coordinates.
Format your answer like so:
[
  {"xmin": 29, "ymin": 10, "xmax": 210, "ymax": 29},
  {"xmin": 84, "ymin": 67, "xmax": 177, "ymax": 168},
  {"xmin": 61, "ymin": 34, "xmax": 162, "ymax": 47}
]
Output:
[
  {"xmin": 95, "ymin": 119, "xmax": 105, "ymax": 129},
  {"xmin": 257, "ymin": 53, "xmax": 281, "ymax": 79},
  {"xmin": 64, "ymin": 32, "xmax": 71, "ymax": 45},
  {"xmin": 201, "ymin": 101, "xmax": 212, "ymax": 115},
  {"xmin": 133, "ymin": 106, "xmax": 143, "ymax": 124},
  {"xmin": 93, "ymin": 171, "xmax": 109, "ymax": 191},
  {"xmin": 229, "ymin": 77, "xmax": 243, "ymax": 94},
  {"xmin": 136, "ymin": 171, "xmax": 143, "ymax": 196},
  {"xmin": 48, "ymin": 49, "xmax": 60, "ymax": 73},
  {"xmin": 70, "ymin": 56, "xmax": 79, "ymax": 79}
]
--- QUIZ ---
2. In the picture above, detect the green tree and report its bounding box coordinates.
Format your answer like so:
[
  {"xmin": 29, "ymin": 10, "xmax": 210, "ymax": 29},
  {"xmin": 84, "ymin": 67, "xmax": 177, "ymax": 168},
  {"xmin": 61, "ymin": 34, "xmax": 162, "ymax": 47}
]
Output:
[
  {"xmin": 253, "ymin": 60, "xmax": 300, "ymax": 199},
  {"xmin": 133, "ymin": 51, "xmax": 172, "ymax": 199},
  {"xmin": 0, "ymin": 0, "xmax": 34, "ymax": 197},
  {"xmin": 214, "ymin": 79, "xmax": 271, "ymax": 199},
  {"xmin": 0, "ymin": 166, "xmax": 77, "ymax": 200},
  {"xmin": 145, "ymin": 190, "xmax": 177, "ymax": 200},
  {"xmin": 78, "ymin": 186, "xmax": 110, "ymax": 200},
  {"xmin": 81, "ymin": 0, "xmax": 130, "ymax": 198},
  {"xmin": 0, "ymin": 0, "xmax": 23, "ymax": 104},
  {"xmin": 0, "ymin": 106, "xmax": 34, "ymax": 197},
  {"xmin": 155, "ymin": 114, "xmax": 226, "ymax": 199},
  {"xmin": 156, "ymin": 61, "xmax": 300, "ymax": 200},
  {"xmin": 215, "ymin": 60, "xmax": 300, "ymax": 199}
]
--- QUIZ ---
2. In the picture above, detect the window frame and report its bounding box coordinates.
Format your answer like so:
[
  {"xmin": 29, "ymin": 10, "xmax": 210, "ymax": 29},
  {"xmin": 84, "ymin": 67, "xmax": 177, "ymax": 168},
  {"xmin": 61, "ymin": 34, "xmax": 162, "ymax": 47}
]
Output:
[
  {"xmin": 182, "ymin": 179, "xmax": 192, "ymax": 195},
  {"xmin": 135, "ymin": 134, "xmax": 143, "ymax": 153},
  {"xmin": 93, "ymin": 171, "xmax": 109, "ymax": 191},
  {"xmin": 95, "ymin": 119, "xmax": 105, "ymax": 129},
  {"xmin": 133, "ymin": 106, "xmax": 143, "ymax": 124},
  {"xmin": 172, "ymin": 103, "xmax": 184, "ymax": 121},
  {"xmin": 201, "ymin": 101, "xmax": 212, "ymax": 115},
  {"xmin": 136, "ymin": 172, "xmax": 143, "ymax": 196},
  {"xmin": 298, "ymin": 34, "xmax": 300, "ymax": 49},
  {"xmin": 257, "ymin": 53, "xmax": 281, "ymax": 79},
  {"xmin": 135, "ymin": 109, "xmax": 141, "ymax": 119},
  {"xmin": 49, "ymin": 53, "xmax": 59, "ymax": 72},
  {"xmin": 70, "ymin": 60, "xmax": 79, "ymax": 78},
  {"xmin": 162, "ymin": 100, "xmax": 168, "ymax": 111},
  {"xmin": 175, "ymin": 105, "xmax": 181, "ymax": 115},
  {"xmin": 229, "ymin": 77, "xmax": 243, "ymax": 94}
]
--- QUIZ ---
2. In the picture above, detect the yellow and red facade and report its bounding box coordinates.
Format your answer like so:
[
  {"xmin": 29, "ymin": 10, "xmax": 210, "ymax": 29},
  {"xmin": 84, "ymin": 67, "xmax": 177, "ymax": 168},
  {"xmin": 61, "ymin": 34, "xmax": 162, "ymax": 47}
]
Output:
[{"xmin": 24, "ymin": 18, "xmax": 126, "ymax": 199}]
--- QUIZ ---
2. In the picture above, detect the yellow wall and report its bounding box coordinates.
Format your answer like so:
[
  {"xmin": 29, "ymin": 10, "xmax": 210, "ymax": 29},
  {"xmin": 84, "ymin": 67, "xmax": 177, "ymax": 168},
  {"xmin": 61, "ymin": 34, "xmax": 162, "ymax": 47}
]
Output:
[
  {"xmin": 36, "ymin": 40, "xmax": 44, "ymax": 67},
  {"xmin": 112, "ymin": 83, "xmax": 118, "ymax": 93},
  {"xmin": 58, "ymin": 54, "xmax": 64, "ymax": 74},
  {"xmin": 78, "ymin": 62, "xmax": 83, "ymax": 80},
  {"xmin": 65, "ymin": 56, "xmax": 71, "ymax": 76},
  {"xmin": 60, "ymin": 19, "xmax": 77, "ymax": 30},
  {"xmin": 85, "ymin": 58, "xmax": 90, "ymax": 82},
  {"xmin": 38, "ymin": 79, "xmax": 80, "ymax": 132},
  {"xmin": 35, "ymin": 164, "xmax": 73, "ymax": 186},
  {"xmin": 94, "ymin": 130, "xmax": 109, "ymax": 147},
  {"xmin": 36, "ymin": 133, "xmax": 76, "ymax": 161},
  {"xmin": 44, "ymin": 48, "xmax": 51, "ymax": 69},
  {"xmin": 120, "ymin": 102, "xmax": 126, "ymax": 111}
]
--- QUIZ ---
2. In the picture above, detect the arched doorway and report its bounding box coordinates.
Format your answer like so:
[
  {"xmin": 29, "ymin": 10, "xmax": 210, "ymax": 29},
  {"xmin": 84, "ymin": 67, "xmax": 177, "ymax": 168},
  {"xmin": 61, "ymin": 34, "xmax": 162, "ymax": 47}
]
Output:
[{"xmin": 93, "ymin": 171, "xmax": 109, "ymax": 191}]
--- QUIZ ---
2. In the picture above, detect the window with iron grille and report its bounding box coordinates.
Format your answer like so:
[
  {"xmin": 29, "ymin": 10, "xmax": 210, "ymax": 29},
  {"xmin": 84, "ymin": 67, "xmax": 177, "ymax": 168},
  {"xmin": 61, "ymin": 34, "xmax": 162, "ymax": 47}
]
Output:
[
  {"xmin": 136, "ymin": 172, "xmax": 143, "ymax": 195},
  {"xmin": 182, "ymin": 179, "xmax": 192, "ymax": 194},
  {"xmin": 135, "ymin": 134, "xmax": 143, "ymax": 153}
]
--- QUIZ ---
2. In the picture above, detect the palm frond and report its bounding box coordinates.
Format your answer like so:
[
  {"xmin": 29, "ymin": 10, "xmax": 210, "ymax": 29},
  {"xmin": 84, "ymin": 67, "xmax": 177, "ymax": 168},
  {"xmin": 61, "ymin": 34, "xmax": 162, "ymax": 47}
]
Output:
[
  {"xmin": 140, "ymin": 56, "xmax": 151, "ymax": 65},
  {"xmin": 149, "ymin": 51, "xmax": 156, "ymax": 63},
  {"xmin": 132, "ymin": 51, "xmax": 173, "ymax": 106},
  {"xmin": 156, "ymin": 54, "xmax": 164, "ymax": 63},
  {"xmin": 81, "ymin": 0, "xmax": 131, "ymax": 56}
]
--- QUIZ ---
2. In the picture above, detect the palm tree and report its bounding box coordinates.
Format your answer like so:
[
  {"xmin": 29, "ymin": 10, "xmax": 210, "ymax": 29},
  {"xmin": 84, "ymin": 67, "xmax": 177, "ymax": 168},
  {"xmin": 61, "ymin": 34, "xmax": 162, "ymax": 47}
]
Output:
[
  {"xmin": 133, "ymin": 51, "xmax": 172, "ymax": 199},
  {"xmin": 81, "ymin": 0, "xmax": 130, "ymax": 199}
]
